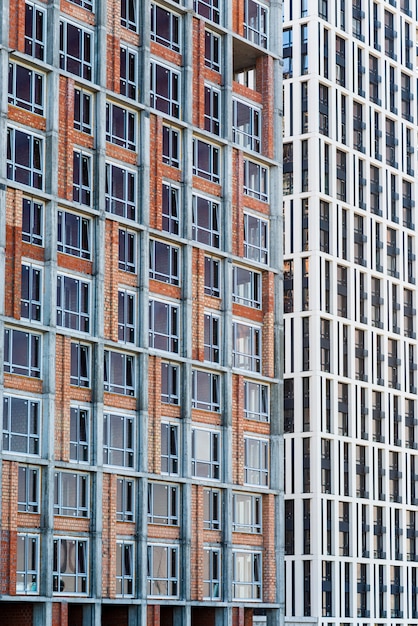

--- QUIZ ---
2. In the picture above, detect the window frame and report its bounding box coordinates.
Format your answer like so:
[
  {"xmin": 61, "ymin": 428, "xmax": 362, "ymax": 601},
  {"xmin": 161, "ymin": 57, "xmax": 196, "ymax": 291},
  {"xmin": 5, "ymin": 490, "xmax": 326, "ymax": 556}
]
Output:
[
  {"xmin": 103, "ymin": 411, "xmax": 135, "ymax": 468},
  {"xmin": 192, "ymin": 138, "xmax": 220, "ymax": 183},
  {"xmin": 70, "ymin": 342, "xmax": 91, "ymax": 388},
  {"xmin": 204, "ymin": 311, "xmax": 221, "ymax": 363},
  {"xmin": 204, "ymin": 256, "xmax": 220, "ymax": 297},
  {"xmin": 148, "ymin": 482, "xmax": 179, "ymax": 526},
  {"xmin": 24, "ymin": 1, "xmax": 46, "ymax": 60},
  {"xmin": 244, "ymin": 436, "xmax": 269, "ymax": 487},
  {"xmin": 8, "ymin": 61, "xmax": 44, "ymax": 116},
  {"xmin": 232, "ymin": 550, "xmax": 262, "ymax": 600},
  {"xmin": 203, "ymin": 487, "xmax": 221, "ymax": 530},
  {"xmin": 16, "ymin": 533, "xmax": 39, "ymax": 595},
  {"xmin": 192, "ymin": 194, "xmax": 220, "ymax": 248},
  {"xmin": 161, "ymin": 421, "xmax": 179, "ymax": 475},
  {"xmin": 120, "ymin": 45, "xmax": 137, "ymax": 100},
  {"xmin": 53, "ymin": 537, "xmax": 88, "ymax": 595},
  {"xmin": 56, "ymin": 273, "xmax": 90, "ymax": 333},
  {"xmin": 149, "ymin": 299, "xmax": 179, "ymax": 354},
  {"xmin": 4, "ymin": 328, "xmax": 41, "ymax": 379},
  {"xmin": 192, "ymin": 369, "xmax": 220, "ymax": 412},
  {"xmin": 118, "ymin": 228, "xmax": 137, "ymax": 273},
  {"xmin": 116, "ymin": 540, "xmax": 135, "ymax": 597},
  {"xmin": 116, "ymin": 477, "xmax": 135, "ymax": 522},
  {"xmin": 21, "ymin": 262, "xmax": 42, "ymax": 323},
  {"xmin": 243, "ymin": 159, "xmax": 269, "ymax": 202},
  {"xmin": 232, "ymin": 321, "xmax": 262, "ymax": 372},
  {"xmin": 232, "ymin": 492, "xmax": 262, "ymax": 533},
  {"xmin": 194, "ymin": 0, "xmax": 220, "ymax": 23},
  {"xmin": 204, "ymin": 29, "xmax": 221, "ymax": 72},
  {"xmin": 72, "ymin": 150, "xmax": 92, "ymax": 206},
  {"xmin": 106, "ymin": 102, "xmax": 136, "ymax": 151},
  {"xmin": 150, "ymin": 3, "xmax": 180, "ymax": 52},
  {"xmin": 57, "ymin": 209, "xmax": 91, "ymax": 259},
  {"xmin": 244, "ymin": 212, "xmax": 269, "ymax": 264},
  {"xmin": 54, "ymin": 471, "xmax": 89, "ymax": 518},
  {"xmin": 118, "ymin": 289, "xmax": 136, "ymax": 344},
  {"xmin": 162, "ymin": 126, "xmax": 180, "ymax": 168},
  {"xmin": 149, "ymin": 239, "xmax": 180, "ymax": 285},
  {"xmin": 191, "ymin": 427, "xmax": 221, "ymax": 480},
  {"xmin": 232, "ymin": 98, "xmax": 261, "ymax": 153},
  {"xmin": 70, "ymin": 405, "xmax": 90, "ymax": 463},
  {"xmin": 244, "ymin": 380, "xmax": 269, "ymax": 422},
  {"xmin": 104, "ymin": 349, "xmax": 135, "ymax": 396},
  {"xmin": 150, "ymin": 60, "xmax": 180, "ymax": 119},
  {"xmin": 161, "ymin": 362, "xmax": 180, "ymax": 405},
  {"xmin": 147, "ymin": 543, "xmax": 179, "ymax": 598},
  {"xmin": 7, "ymin": 126, "xmax": 44, "ymax": 190},
  {"xmin": 22, "ymin": 197, "xmax": 43, "ymax": 246},
  {"xmin": 74, "ymin": 87, "xmax": 92, "ymax": 135},
  {"xmin": 203, "ymin": 546, "xmax": 221, "ymax": 600},
  {"xmin": 232, "ymin": 266, "xmax": 261, "ymax": 309},
  {"xmin": 244, "ymin": 0, "xmax": 268, "ymax": 49},
  {"xmin": 121, "ymin": 0, "xmax": 139, "ymax": 31},
  {"xmin": 204, "ymin": 84, "xmax": 221, "ymax": 136},
  {"xmin": 105, "ymin": 162, "xmax": 137, "ymax": 221},
  {"xmin": 3, "ymin": 394, "xmax": 40, "ymax": 455},
  {"xmin": 18, "ymin": 465, "xmax": 40, "ymax": 513},
  {"xmin": 59, "ymin": 19, "xmax": 93, "ymax": 81}
]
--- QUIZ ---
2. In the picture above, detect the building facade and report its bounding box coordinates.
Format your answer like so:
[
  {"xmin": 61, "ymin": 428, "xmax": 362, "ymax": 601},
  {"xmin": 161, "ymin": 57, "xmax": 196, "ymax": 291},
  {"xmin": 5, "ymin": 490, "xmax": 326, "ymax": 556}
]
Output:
[
  {"xmin": 0, "ymin": 0, "xmax": 282, "ymax": 625},
  {"xmin": 283, "ymin": 0, "xmax": 418, "ymax": 624}
]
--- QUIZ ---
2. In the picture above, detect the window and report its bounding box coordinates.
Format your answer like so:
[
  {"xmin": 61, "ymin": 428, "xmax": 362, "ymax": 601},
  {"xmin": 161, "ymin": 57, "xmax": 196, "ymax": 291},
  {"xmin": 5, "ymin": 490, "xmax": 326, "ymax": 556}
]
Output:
[
  {"xmin": 244, "ymin": 381, "xmax": 269, "ymax": 422},
  {"xmin": 53, "ymin": 538, "xmax": 88, "ymax": 594},
  {"xmin": 162, "ymin": 126, "xmax": 180, "ymax": 168},
  {"xmin": 192, "ymin": 369, "xmax": 220, "ymax": 412},
  {"xmin": 204, "ymin": 85, "xmax": 221, "ymax": 135},
  {"xmin": 59, "ymin": 20, "xmax": 93, "ymax": 81},
  {"xmin": 147, "ymin": 544, "xmax": 179, "ymax": 598},
  {"xmin": 22, "ymin": 197, "xmax": 43, "ymax": 246},
  {"xmin": 103, "ymin": 412, "xmax": 134, "ymax": 467},
  {"xmin": 150, "ymin": 61, "xmax": 180, "ymax": 118},
  {"xmin": 3, "ymin": 395, "xmax": 40, "ymax": 454},
  {"xmin": 233, "ymin": 100, "xmax": 261, "ymax": 152},
  {"xmin": 244, "ymin": 436, "xmax": 268, "ymax": 486},
  {"xmin": 232, "ymin": 266, "xmax": 261, "ymax": 309},
  {"xmin": 148, "ymin": 482, "xmax": 179, "ymax": 525},
  {"xmin": 70, "ymin": 406, "xmax": 90, "ymax": 463},
  {"xmin": 24, "ymin": 2, "xmax": 45, "ymax": 60},
  {"xmin": 56, "ymin": 274, "xmax": 90, "ymax": 332},
  {"xmin": 233, "ymin": 551, "xmax": 262, "ymax": 600},
  {"xmin": 204, "ymin": 256, "xmax": 220, "ymax": 297},
  {"xmin": 74, "ymin": 88, "xmax": 92, "ymax": 134},
  {"xmin": 205, "ymin": 30, "xmax": 220, "ymax": 72},
  {"xmin": 120, "ymin": 46, "xmax": 137, "ymax": 100},
  {"xmin": 70, "ymin": 342, "xmax": 90, "ymax": 388},
  {"xmin": 105, "ymin": 163, "xmax": 136, "ymax": 220},
  {"xmin": 161, "ymin": 362, "xmax": 179, "ymax": 405},
  {"xmin": 204, "ymin": 312, "xmax": 220, "ymax": 363},
  {"xmin": 244, "ymin": 213, "xmax": 268, "ymax": 264},
  {"xmin": 117, "ymin": 477, "xmax": 135, "ymax": 521},
  {"xmin": 244, "ymin": 159, "xmax": 268, "ymax": 201},
  {"xmin": 149, "ymin": 300, "xmax": 179, "ymax": 353},
  {"xmin": 161, "ymin": 422, "xmax": 179, "ymax": 474},
  {"xmin": 104, "ymin": 350, "xmax": 135, "ymax": 396},
  {"xmin": 119, "ymin": 228, "xmax": 136, "ymax": 273},
  {"xmin": 116, "ymin": 541, "xmax": 134, "ymax": 597},
  {"xmin": 233, "ymin": 493, "xmax": 262, "ymax": 533},
  {"xmin": 57, "ymin": 210, "xmax": 90, "ymax": 259},
  {"xmin": 7, "ymin": 127, "xmax": 43, "ymax": 189},
  {"xmin": 118, "ymin": 290, "xmax": 136, "ymax": 344},
  {"xmin": 18, "ymin": 465, "xmax": 40, "ymax": 513},
  {"xmin": 17, "ymin": 534, "xmax": 39, "ymax": 594},
  {"xmin": 233, "ymin": 322, "xmax": 261, "ymax": 372},
  {"xmin": 203, "ymin": 488, "xmax": 221, "ymax": 529},
  {"xmin": 162, "ymin": 182, "xmax": 180, "ymax": 234},
  {"xmin": 69, "ymin": 0, "xmax": 93, "ymax": 10},
  {"xmin": 72, "ymin": 151, "xmax": 92, "ymax": 206},
  {"xmin": 4, "ymin": 328, "xmax": 41, "ymax": 378},
  {"xmin": 54, "ymin": 471, "xmax": 89, "ymax": 517},
  {"xmin": 149, "ymin": 240, "xmax": 179, "ymax": 285},
  {"xmin": 192, "ymin": 195, "xmax": 220, "ymax": 247},
  {"xmin": 21, "ymin": 263, "xmax": 42, "ymax": 322},
  {"xmin": 194, "ymin": 0, "xmax": 220, "ymax": 23},
  {"xmin": 8, "ymin": 62, "xmax": 44, "ymax": 115},
  {"xmin": 203, "ymin": 547, "xmax": 221, "ymax": 600},
  {"xmin": 191, "ymin": 428, "xmax": 220, "ymax": 479},
  {"xmin": 235, "ymin": 66, "xmax": 256, "ymax": 89},
  {"xmin": 244, "ymin": 0, "xmax": 268, "ymax": 48},
  {"xmin": 121, "ymin": 0, "xmax": 138, "ymax": 31},
  {"xmin": 150, "ymin": 4, "xmax": 180, "ymax": 52},
  {"xmin": 106, "ymin": 103, "xmax": 136, "ymax": 151},
  {"xmin": 193, "ymin": 138, "xmax": 220, "ymax": 183}
]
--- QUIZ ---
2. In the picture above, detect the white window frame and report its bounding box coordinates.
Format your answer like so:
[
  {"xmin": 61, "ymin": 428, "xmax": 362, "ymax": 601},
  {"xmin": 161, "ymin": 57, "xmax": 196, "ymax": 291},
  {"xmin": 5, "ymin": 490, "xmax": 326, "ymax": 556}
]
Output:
[
  {"xmin": 72, "ymin": 149, "xmax": 92, "ymax": 206},
  {"xmin": 244, "ymin": 0, "xmax": 268, "ymax": 49},
  {"xmin": 244, "ymin": 380, "xmax": 269, "ymax": 422},
  {"xmin": 204, "ymin": 256, "xmax": 220, "ymax": 297},
  {"xmin": 24, "ymin": 1, "xmax": 46, "ymax": 60},
  {"xmin": 150, "ymin": 60, "xmax": 180, "ymax": 118},
  {"xmin": 104, "ymin": 350, "xmax": 135, "ymax": 396},
  {"xmin": 150, "ymin": 3, "xmax": 181, "ymax": 52},
  {"xmin": 74, "ymin": 87, "xmax": 93, "ymax": 134},
  {"xmin": 7, "ymin": 126, "xmax": 44, "ymax": 190},
  {"xmin": 57, "ymin": 209, "xmax": 91, "ymax": 259},
  {"xmin": 22, "ymin": 197, "xmax": 43, "ymax": 246},
  {"xmin": 116, "ymin": 540, "xmax": 135, "ymax": 597},
  {"xmin": 56, "ymin": 273, "xmax": 90, "ymax": 333},
  {"xmin": 204, "ymin": 84, "xmax": 221, "ymax": 135},
  {"xmin": 118, "ymin": 228, "xmax": 137, "ymax": 273},
  {"xmin": 161, "ymin": 362, "xmax": 180, "ymax": 405},
  {"xmin": 232, "ymin": 550, "xmax": 262, "ymax": 600},
  {"xmin": 121, "ymin": 0, "xmax": 139, "ymax": 32},
  {"xmin": 118, "ymin": 289, "xmax": 136, "ymax": 344},
  {"xmin": 161, "ymin": 422, "xmax": 179, "ymax": 475},
  {"xmin": 204, "ymin": 29, "xmax": 221, "ymax": 72},
  {"xmin": 191, "ymin": 427, "xmax": 221, "ymax": 480},
  {"xmin": 232, "ymin": 321, "xmax": 262, "ymax": 372},
  {"xmin": 203, "ymin": 546, "xmax": 221, "ymax": 600},
  {"xmin": 244, "ymin": 212, "xmax": 269, "ymax": 264},
  {"xmin": 147, "ymin": 543, "xmax": 179, "ymax": 598},
  {"xmin": 3, "ymin": 394, "xmax": 40, "ymax": 455},
  {"xmin": 17, "ymin": 533, "xmax": 39, "ymax": 595},
  {"xmin": 232, "ymin": 492, "xmax": 262, "ymax": 533},
  {"xmin": 232, "ymin": 266, "xmax": 261, "ymax": 309},
  {"xmin": 59, "ymin": 19, "xmax": 93, "ymax": 81},
  {"xmin": 203, "ymin": 487, "xmax": 221, "ymax": 529},
  {"xmin": 53, "ymin": 537, "xmax": 88, "ymax": 595},
  {"xmin": 192, "ymin": 138, "xmax": 220, "ymax": 183},
  {"xmin": 117, "ymin": 477, "xmax": 135, "ymax": 522},
  {"xmin": 194, "ymin": 0, "xmax": 220, "ymax": 23},
  {"xmin": 149, "ymin": 299, "xmax": 179, "ymax": 354},
  {"xmin": 8, "ymin": 61, "xmax": 44, "ymax": 115},
  {"xmin": 192, "ymin": 369, "xmax": 220, "ymax": 412},
  {"xmin": 233, "ymin": 98, "xmax": 261, "ymax": 153},
  {"xmin": 192, "ymin": 194, "xmax": 220, "ymax": 248},
  {"xmin": 106, "ymin": 101, "xmax": 136, "ymax": 151},
  {"xmin": 204, "ymin": 312, "xmax": 221, "ymax": 363},
  {"xmin": 149, "ymin": 239, "xmax": 179, "ymax": 285},
  {"xmin": 105, "ymin": 162, "xmax": 137, "ymax": 220},
  {"xmin": 70, "ymin": 342, "xmax": 90, "ymax": 388},
  {"xmin": 18, "ymin": 465, "xmax": 40, "ymax": 513},
  {"xmin": 243, "ymin": 159, "xmax": 269, "ymax": 202},
  {"xmin": 148, "ymin": 482, "xmax": 179, "ymax": 525},
  {"xmin": 103, "ymin": 411, "xmax": 135, "ymax": 468},
  {"xmin": 244, "ymin": 436, "xmax": 269, "ymax": 487},
  {"xmin": 21, "ymin": 262, "xmax": 42, "ymax": 322},
  {"xmin": 120, "ymin": 45, "xmax": 137, "ymax": 100},
  {"xmin": 162, "ymin": 125, "xmax": 180, "ymax": 168},
  {"xmin": 54, "ymin": 471, "xmax": 89, "ymax": 518},
  {"xmin": 70, "ymin": 405, "xmax": 90, "ymax": 463},
  {"xmin": 4, "ymin": 328, "xmax": 41, "ymax": 379}
]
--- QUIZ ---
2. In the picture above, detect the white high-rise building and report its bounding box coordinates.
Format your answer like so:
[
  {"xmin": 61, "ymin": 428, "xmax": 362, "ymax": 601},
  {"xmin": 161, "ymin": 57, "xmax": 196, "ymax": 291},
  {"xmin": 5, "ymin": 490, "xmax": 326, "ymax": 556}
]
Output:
[{"xmin": 283, "ymin": 1, "xmax": 418, "ymax": 624}]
